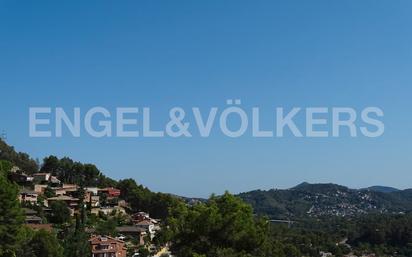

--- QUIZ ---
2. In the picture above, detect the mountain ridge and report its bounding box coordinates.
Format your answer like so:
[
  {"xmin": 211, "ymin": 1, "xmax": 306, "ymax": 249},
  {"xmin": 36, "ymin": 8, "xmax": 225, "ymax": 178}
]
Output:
[{"xmin": 237, "ymin": 182, "xmax": 412, "ymax": 219}]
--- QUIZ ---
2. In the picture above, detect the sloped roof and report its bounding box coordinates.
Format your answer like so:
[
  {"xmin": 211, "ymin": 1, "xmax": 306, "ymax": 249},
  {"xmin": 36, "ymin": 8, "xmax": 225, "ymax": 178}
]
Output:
[
  {"xmin": 89, "ymin": 235, "xmax": 125, "ymax": 244},
  {"xmin": 116, "ymin": 226, "xmax": 146, "ymax": 233},
  {"xmin": 136, "ymin": 220, "xmax": 154, "ymax": 226},
  {"xmin": 47, "ymin": 195, "xmax": 79, "ymax": 201}
]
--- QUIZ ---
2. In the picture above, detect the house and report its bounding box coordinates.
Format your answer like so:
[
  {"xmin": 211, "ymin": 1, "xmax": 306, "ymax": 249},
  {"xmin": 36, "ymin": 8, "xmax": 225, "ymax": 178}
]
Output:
[
  {"xmin": 136, "ymin": 220, "xmax": 155, "ymax": 231},
  {"xmin": 89, "ymin": 236, "xmax": 127, "ymax": 257},
  {"xmin": 23, "ymin": 208, "xmax": 43, "ymax": 224},
  {"xmin": 99, "ymin": 187, "xmax": 121, "ymax": 197},
  {"xmin": 91, "ymin": 206, "xmax": 126, "ymax": 216},
  {"xmin": 116, "ymin": 226, "xmax": 146, "ymax": 245},
  {"xmin": 135, "ymin": 220, "xmax": 155, "ymax": 238},
  {"xmin": 47, "ymin": 195, "xmax": 79, "ymax": 207},
  {"xmin": 88, "ymin": 195, "xmax": 100, "ymax": 207},
  {"xmin": 33, "ymin": 173, "xmax": 51, "ymax": 183},
  {"xmin": 34, "ymin": 184, "xmax": 48, "ymax": 194},
  {"xmin": 46, "ymin": 195, "xmax": 79, "ymax": 215},
  {"xmin": 49, "ymin": 176, "xmax": 61, "ymax": 186},
  {"xmin": 54, "ymin": 185, "xmax": 78, "ymax": 196},
  {"xmin": 19, "ymin": 189, "xmax": 38, "ymax": 204},
  {"xmin": 132, "ymin": 212, "xmax": 150, "ymax": 224},
  {"xmin": 25, "ymin": 215, "xmax": 42, "ymax": 224},
  {"xmin": 92, "ymin": 195, "xmax": 100, "ymax": 206},
  {"xmin": 85, "ymin": 187, "xmax": 100, "ymax": 195},
  {"xmin": 8, "ymin": 172, "xmax": 33, "ymax": 184}
]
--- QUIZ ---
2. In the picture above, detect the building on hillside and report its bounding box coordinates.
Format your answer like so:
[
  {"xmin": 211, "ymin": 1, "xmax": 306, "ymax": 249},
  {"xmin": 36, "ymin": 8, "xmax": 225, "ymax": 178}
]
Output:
[
  {"xmin": 83, "ymin": 188, "xmax": 101, "ymax": 207},
  {"xmin": 86, "ymin": 187, "xmax": 100, "ymax": 195},
  {"xmin": 98, "ymin": 187, "xmax": 121, "ymax": 197},
  {"xmin": 23, "ymin": 208, "xmax": 43, "ymax": 224},
  {"xmin": 135, "ymin": 220, "xmax": 156, "ymax": 239},
  {"xmin": 8, "ymin": 171, "xmax": 33, "ymax": 185},
  {"xmin": 86, "ymin": 195, "xmax": 100, "ymax": 207},
  {"xmin": 131, "ymin": 212, "xmax": 151, "ymax": 224},
  {"xmin": 33, "ymin": 173, "xmax": 51, "ymax": 183},
  {"xmin": 34, "ymin": 184, "xmax": 48, "ymax": 194},
  {"xmin": 89, "ymin": 235, "xmax": 127, "ymax": 257},
  {"xmin": 54, "ymin": 185, "xmax": 78, "ymax": 196},
  {"xmin": 46, "ymin": 195, "xmax": 79, "ymax": 215},
  {"xmin": 25, "ymin": 215, "xmax": 42, "ymax": 224},
  {"xmin": 91, "ymin": 206, "xmax": 126, "ymax": 216},
  {"xmin": 19, "ymin": 189, "xmax": 38, "ymax": 204},
  {"xmin": 49, "ymin": 176, "xmax": 61, "ymax": 186},
  {"xmin": 33, "ymin": 173, "xmax": 61, "ymax": 186},
  {"xmin": 116, "ymin": 226, "xmax": 146, "ymax": 246},
  {"xmin": 22, "ymin": 208, "xmax": 42, "ymax": 225}
]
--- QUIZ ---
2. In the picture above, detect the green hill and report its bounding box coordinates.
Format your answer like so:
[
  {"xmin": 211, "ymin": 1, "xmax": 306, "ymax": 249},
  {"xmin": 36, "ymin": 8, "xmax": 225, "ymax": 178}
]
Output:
[{"xmin": 238, "ymin": 183, "xmax": 412, "ymax": 219}]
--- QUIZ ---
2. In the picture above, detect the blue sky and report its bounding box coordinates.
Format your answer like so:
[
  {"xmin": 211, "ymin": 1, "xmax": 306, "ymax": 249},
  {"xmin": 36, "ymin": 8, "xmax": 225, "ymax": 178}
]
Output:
[{"xmin": 0, "ymin": 0, "xmax": 411, "ymax": 197}]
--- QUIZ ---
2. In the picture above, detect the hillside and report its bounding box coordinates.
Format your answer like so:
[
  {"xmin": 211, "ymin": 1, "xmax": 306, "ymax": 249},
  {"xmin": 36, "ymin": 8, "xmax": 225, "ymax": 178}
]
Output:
[
  {"xmin": 363, "ymin": 185, "xmax": 400, "ymax": 193},
  {"xmin": 238, "ymin": 182, "xmax": 412, "ymax": 219},
  {"xmin": 0, "ymin": 139, "xmax": 38, "ymax": 173}
]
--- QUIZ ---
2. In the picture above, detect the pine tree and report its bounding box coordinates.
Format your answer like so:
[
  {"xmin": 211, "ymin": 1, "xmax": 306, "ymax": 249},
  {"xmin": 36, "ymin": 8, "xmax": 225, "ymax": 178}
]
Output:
[
  {"xmin": 63, "ymin": 214, "xmax": 91, "ymax": 257},
  {"xmin": 0, "ymin": 160, "xmax": 24, "ymax": 257}
]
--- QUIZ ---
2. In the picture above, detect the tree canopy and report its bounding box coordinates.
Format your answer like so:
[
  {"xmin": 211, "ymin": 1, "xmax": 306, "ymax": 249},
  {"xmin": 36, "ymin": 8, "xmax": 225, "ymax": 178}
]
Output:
[{"xmin": 0, "ymin": 160, "xmax": 24, "ymax": 257}]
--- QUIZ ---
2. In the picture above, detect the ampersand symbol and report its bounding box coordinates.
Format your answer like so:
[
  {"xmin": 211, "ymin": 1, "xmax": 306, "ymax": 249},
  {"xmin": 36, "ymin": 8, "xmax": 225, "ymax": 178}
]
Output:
[{"xmin": 166, "ymin": 107, "xmax": 192, "ymax": 137}]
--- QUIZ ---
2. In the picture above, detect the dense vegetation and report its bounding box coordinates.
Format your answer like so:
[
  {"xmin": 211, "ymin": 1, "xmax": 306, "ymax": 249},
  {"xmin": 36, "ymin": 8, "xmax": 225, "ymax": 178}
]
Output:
[
  {"xmin": 41, "ymin": 155, "xmax": 117, "ymax": 187},
  {"xmin": 349, "ymin": 214, "xmax": 412, "ymax": 256},
  {"xmin": 117, "ymin": 178, "xmax": 184, "ymax": 219},
  {"xmin": 165, "ymin": 193, "xmax": 270, "ymax": 257},
  {"xmin": 0, "ymin": 160, "xmax": 65, "ymax": 257},
  {"xmin": 0, "ymin": 139, "xmax": 38, "ymax": 173},
  {"xmin": 0, "ymin": 160, "xmax": 23, "ymax": 256}
]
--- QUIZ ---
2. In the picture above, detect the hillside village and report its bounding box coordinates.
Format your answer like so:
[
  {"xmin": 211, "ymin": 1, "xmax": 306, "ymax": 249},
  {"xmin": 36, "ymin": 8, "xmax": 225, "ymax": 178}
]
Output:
[
  {"xmin": 1, "ymin": 139, "xmax": 411, "ymax": 257},
  {"xmin": 11, "ymin": 167, "xmax": 164, "ymax": 257},
  {"xmin": 9, "ymin": 165, "xmax": 389, "ymax": 257}
]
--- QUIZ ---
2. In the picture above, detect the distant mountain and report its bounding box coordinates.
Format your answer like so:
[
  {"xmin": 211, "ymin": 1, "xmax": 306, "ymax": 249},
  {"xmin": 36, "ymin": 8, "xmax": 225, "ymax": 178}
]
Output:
[
  {"xmin": 238, "ymin": 182, "xmax": 412, "ymax": 219},
  {"xmin": 362, "ymin": 186, "xmax": 400, "ymax": 193},
  {"xmin": 171, "ymin": 194, "xmax": 207, "ymax": 205}
]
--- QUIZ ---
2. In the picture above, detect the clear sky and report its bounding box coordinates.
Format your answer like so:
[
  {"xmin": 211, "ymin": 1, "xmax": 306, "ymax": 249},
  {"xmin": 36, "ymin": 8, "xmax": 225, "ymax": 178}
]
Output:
[{"xmin": 1, "ymin": 0, "xmax": 411, "ymax": 197}]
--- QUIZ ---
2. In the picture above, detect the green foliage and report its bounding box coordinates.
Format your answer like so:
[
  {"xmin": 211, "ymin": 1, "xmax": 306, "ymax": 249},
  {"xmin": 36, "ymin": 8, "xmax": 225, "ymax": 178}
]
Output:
[
  {"xmin": 0, "ymin": 160, "xmax": 13, "ymax": 176},
  {"xmin": 49, "ymin": 201, "xmax": 71, "ymax": 224},
  {"xmin": 137, "ymin": 246, "xmax": 150, "ymax": 257},
  {"xmin": 0, "ymin": 139, "xmax": 38, "ymax": 174},
  {"xmin": 117, "ymin": 178, "xmax": 184, "ymax": 219},
  {"xmin": 17, "ymin": 228, "xmax": 64, "ymax": 257},
  {"xmin": 0, "ymin": 161, "xmax": 24, "ymax": 257},
  {"xmin": 44, "ymin": 186, "xmax": 56, "ymax": 198},
  {"xmin": 41, "ymin": 155, "xmax": 117, "ymax": 187},
  {"xmin": 348, "ymin": 213, "xmax": 412, "ymax": 256},
  {"xmin": 168, "ymin": 192, "xmax": 270, "ymax": 257},
  {"xmin": 95, "ymin": 217, "xmax": 118, "ymax": 236},
  {"xmin": 239, "ymin": 183, "xmax": 412, "ymax": 219},
  {"xmin": 63, "ymin": 216, "xmax": 91, "ymax": 257}
]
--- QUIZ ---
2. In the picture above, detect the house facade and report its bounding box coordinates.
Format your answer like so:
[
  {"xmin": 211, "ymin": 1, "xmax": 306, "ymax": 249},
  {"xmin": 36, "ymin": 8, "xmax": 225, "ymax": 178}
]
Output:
[
  {"xmin": 19, "ymin": 190, "xmax": 38, "ymax": 204},
  {"xmin": 89, "ymin": 236, "xmax": 127, "ymax": 257}
]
